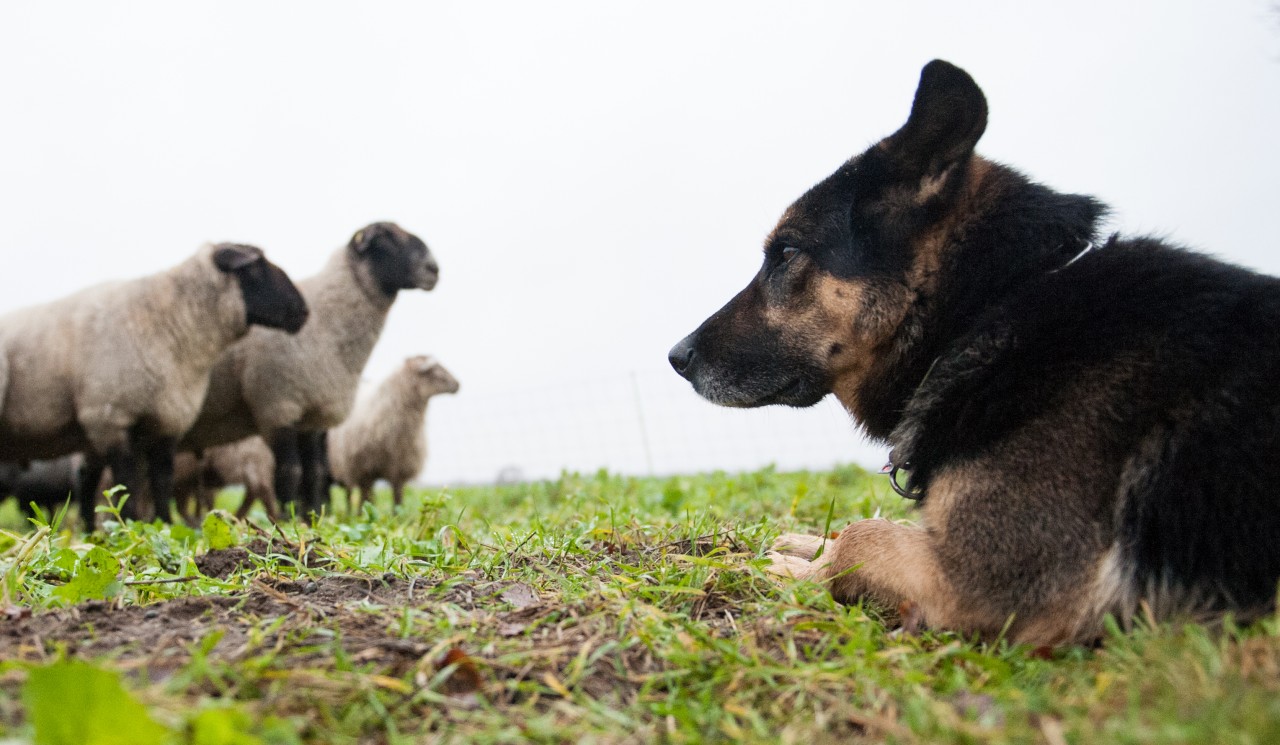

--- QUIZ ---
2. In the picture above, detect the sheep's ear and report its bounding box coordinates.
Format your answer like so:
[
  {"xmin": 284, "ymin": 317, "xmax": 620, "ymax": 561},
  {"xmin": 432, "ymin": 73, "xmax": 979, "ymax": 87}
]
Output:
[
  {"xmin": 408, "ymin": 355, "xmax": 434, "ymax": 373},
  {"xmin": 882, "ymin": 60, "xmax": 988, "ymax": 179},
  {"xmin": 350, "ymin": 229, "xmax": 372, "ymax": 253},
  {"xmin": 213, "ymin": 243, "xmax": 265, "ymax": 272},
  {"xmin": 350, "ymin": 222, "xmax": 397, "ymax": 254}
]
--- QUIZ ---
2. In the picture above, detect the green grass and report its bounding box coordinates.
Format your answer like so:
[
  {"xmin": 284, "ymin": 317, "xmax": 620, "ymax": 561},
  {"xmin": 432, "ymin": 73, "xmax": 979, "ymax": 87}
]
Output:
[{"xmin": 1, "ymin": 465, "xmax": 1278, "ymax": 744}]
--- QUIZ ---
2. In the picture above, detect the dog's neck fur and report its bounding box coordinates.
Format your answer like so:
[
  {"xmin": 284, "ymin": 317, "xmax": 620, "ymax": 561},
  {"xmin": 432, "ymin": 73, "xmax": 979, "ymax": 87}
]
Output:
[{"xmin": 851, "ymin": 158, "xmax": 1106, "ymax": 441}]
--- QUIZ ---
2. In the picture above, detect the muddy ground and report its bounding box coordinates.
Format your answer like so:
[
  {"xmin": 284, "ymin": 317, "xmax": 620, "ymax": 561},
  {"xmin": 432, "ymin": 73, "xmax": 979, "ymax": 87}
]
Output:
[{"xmin": 0, "ymin": 534, "xmax": 776, "ymax": 714}]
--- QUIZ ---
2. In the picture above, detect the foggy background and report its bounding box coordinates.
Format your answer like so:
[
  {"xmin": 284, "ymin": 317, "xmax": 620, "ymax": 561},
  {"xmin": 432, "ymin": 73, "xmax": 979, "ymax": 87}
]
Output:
[{"xmin": 2, "ymin": 2, "xmax": 1278, "ymax": 483}]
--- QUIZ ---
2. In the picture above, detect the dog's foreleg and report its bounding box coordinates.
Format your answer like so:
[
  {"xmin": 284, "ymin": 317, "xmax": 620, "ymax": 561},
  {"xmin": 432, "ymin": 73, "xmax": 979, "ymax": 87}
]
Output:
[
  {"xmin": 767, "ymin": 518, "xmax": 954, "ymax": 624},
  {"xmin": 770, "ymin": 532, "xmax": 830, "ymax": 560}
]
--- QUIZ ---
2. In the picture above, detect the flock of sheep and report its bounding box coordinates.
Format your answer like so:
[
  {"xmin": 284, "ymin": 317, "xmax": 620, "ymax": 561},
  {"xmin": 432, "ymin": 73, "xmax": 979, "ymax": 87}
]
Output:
[{"xmin": 0, "ymin": 222, "xmax": 459, "ymax": 528}]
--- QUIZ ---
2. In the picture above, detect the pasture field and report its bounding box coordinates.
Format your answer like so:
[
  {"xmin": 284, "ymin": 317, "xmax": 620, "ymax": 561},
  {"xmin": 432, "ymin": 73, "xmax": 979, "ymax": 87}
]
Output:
[{"xmin": 0, "ymin": 466, "xmax": 1278, "ymax": 744}]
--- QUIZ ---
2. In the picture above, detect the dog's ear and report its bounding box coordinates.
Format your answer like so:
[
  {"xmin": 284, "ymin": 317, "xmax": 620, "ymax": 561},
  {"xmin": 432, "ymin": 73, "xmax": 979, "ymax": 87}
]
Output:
[{"xmin": 883, "ymin": 60, "xmax": 988, "ymax": 180}]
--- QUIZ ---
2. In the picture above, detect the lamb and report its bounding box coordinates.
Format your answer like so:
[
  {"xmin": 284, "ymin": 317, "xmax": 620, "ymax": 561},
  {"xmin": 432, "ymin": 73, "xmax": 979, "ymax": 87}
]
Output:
[
  {"xmin": 171, "ymin": 436, "xmax": 280, "ymax": 522},
  {"xmin": 178, "ymin": 222, "xmax": 439, "ymax": 516},
  {"xmin": 328, "ymin": 356, "xmax": 458, "ymax": 510},
  {"xmin": 0, "ymin": 243, "xmax": 309, "ymax": 529}
]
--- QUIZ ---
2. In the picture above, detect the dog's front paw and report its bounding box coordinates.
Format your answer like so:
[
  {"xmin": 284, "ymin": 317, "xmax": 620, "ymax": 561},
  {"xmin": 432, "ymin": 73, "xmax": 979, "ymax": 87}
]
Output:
[
  {"xmin": 770, "ymin": 532, "xmax": 829, "ymax": 560},
  {"xmin": 764, "ymin": 551, "xmax": 820, "ymax": 580}
]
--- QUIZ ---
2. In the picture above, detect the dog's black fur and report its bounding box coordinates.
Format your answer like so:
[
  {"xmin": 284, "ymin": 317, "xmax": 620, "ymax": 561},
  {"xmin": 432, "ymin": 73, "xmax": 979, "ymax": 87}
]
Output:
[{"xmin": 671, "ymin": 60, "xmax": 1280, "ymax": 642}]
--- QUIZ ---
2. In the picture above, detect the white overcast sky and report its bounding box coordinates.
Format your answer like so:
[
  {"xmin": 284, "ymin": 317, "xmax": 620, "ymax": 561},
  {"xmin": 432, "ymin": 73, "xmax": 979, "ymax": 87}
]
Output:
[{"xmin": 2, "ymin": 2, "xmax": 1278, "ymax": 482}]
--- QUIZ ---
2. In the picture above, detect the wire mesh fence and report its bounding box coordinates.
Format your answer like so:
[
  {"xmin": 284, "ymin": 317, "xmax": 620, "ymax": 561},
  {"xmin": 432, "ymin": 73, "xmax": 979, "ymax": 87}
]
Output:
[{"xmin": 420, "ymin": 368, "xmax": 886, "ymax": 485}]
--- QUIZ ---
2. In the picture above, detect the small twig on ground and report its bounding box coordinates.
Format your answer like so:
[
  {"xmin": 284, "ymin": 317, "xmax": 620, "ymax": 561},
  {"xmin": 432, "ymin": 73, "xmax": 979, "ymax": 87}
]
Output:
[
  {"xmin": 246, "ymin": 520, "xmax": 274, "ymax": 542},
  {"xmin": 123, "ymin": 576, "xmax": 203, "ymax": 586},
  {"xmin": 506, "ymin": 531, "xmax": 537, "ymax": 559},
  {"xmin": 253, "ymin": 578, "xmax": 304, "ymax": 608},
  {"xmin": 272, "ymin": 520, "xmax": 301, "ymax": 552},
  {"xmin": 645, "ymin": 529, "xmax": 741, "ymax": 554}
]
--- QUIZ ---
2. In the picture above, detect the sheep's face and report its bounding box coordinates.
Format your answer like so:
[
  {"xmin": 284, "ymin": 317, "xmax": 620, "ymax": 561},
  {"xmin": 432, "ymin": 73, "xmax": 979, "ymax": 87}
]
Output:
[
  {"xmin": 350, "ymin": 222, "xmax": 439, "ymax": 296},
  {"xmin": 408, "ymin": 356, "xmax": 460, "ymax": 396},
  {"xmin": 213, "ymin": 244, "xmax": 310, "ymax": 334}
]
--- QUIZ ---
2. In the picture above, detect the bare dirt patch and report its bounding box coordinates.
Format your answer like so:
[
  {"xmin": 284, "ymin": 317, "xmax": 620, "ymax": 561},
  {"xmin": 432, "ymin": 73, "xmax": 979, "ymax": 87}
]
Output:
[
  {"xmin": 0, "ymin": 573, "xmax": 553, "ymax": 671},
  {"xmin": 0, "ymin": 530, "xmax": 812, "ymax": 739},
  {"xmin": 193, "ymin": 536, "xmax": 331, "ymax": 579}
]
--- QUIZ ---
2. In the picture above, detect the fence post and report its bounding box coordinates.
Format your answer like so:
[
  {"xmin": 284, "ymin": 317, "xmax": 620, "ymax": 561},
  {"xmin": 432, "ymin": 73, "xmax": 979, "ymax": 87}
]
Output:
[{"xmin": 630, "ymin": 371, "xmax": 656, "ymax": 475}]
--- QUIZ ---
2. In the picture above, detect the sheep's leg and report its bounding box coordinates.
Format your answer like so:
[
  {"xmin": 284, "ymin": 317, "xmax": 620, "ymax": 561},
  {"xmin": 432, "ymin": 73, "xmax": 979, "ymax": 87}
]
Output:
[
  {"xmin": 104, "ymin": 446, "xmax": 144, "ymax": 521},
  {"xmin": 318, "ymin": 431, "xmax": 336, "ymax": 514},
  {"xmin": 237, "ymin": 477, "xmax": 280, "ymax": 521},
  {"xmin": 196, "ymin": 474, "xmax": 217, "ymax": 519},
  {"xmin": 182, "ymin": 489, "xmax": 205, "ymax": 526},
  {"xmin": 356, "ymin": 482, "xmax": 376, "ymax": 512},
  {"xmin": 258, "ymin": 482, "xmax": 282, "ymax": 521},
  {"xmin": 175, "ymin": 480, "xmax": 194, "ymax": 525},
  {"xmin": 233, "ymin": 487, "xmax": 255, "ymax": 519},
  {"xmin": 182, "ymin": 490, "xmax": 206, "ymax": 527},
  {"xmin": 77, "ymin": 454, "xmax": 106, "ymax": 532},
  {"xmin": 297, "ymin": 431, "xmax": 327, "ymax": 516},
  {"xmin": 201, "ymin": 488, "xmax": 217, "ymax": 517},
  {"xmin": 144, "ymin": 436, "xmax": 177, "ymax": 524},
  {"xmin": 269, "ymin": 427, "xmax": 303, "ymax": 517},
  {"xmin": 391, "ymin": 481, "xmax": 404, "ymax": 507}
]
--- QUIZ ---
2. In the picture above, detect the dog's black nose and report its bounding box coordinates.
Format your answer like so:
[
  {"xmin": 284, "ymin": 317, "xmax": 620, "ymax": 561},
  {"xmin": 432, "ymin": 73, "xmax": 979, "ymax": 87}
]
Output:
[{"xmin": 668, "ymin": 336, "xmax": 696, "ymax": 378}]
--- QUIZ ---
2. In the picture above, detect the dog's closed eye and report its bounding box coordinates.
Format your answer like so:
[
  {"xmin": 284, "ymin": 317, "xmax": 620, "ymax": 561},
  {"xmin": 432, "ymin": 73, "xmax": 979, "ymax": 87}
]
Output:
[{"xmin": 782, "ymin": 246, "xmax": 801, "ymax": 262}]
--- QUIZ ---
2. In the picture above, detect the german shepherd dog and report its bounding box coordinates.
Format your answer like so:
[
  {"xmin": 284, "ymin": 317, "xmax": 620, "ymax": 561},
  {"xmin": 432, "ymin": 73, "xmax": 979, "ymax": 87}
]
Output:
[{"xmin": 669, "ymin": 60, "xmax": 1280, "ymax": 645}]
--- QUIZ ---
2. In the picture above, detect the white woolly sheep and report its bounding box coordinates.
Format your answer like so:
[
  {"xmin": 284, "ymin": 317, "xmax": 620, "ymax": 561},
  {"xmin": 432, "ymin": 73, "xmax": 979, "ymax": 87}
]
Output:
[
  {"xmin": 0, "ymin": 243, "xmax": 308, "ymax": 528},
  {"xmin": 179, "ymin": 222, "xmax": 439, "ymax": 516},
  {"xmin": 328, "ymin": 356, "xmax": 458, "ymax": 510}
]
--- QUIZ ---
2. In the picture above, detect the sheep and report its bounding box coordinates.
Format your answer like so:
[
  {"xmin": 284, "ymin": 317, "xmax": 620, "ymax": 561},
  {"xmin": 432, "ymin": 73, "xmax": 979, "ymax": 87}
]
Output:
[
  {"xmin": 0, "ymin": 351, "xmax": 7, "ymax": 422},
  {"xmin": 0, "ymin": 243, "xmax": 309, "ymax": 529},
  {"xmin": 328, "ymin": 356, "xmax": 458, "ymax": 510},
  {"xmin": 178, "ymin": 222, "xmax": 439, "ymax": 516},
  {"xmin": 171, "ymin": 436, "xmax": 280, "ymax": 523},
  {"xmin": 0, "ymin": 455, "xmax": 81, "ymax": 519}
]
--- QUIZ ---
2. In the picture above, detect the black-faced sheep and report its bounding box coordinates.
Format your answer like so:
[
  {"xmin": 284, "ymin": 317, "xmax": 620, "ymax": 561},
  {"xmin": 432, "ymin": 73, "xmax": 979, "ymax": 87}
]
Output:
[
  {"xmin": 328, "ymin": 356, "xmax": 458, "ymax": 510},
  {"xmin": 179, "ymin": 222, "xmax": 439, "ymax": 516},
  {"xmin": 0, "ymin": 243, "xmax": 309, "ymax": 529}
]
